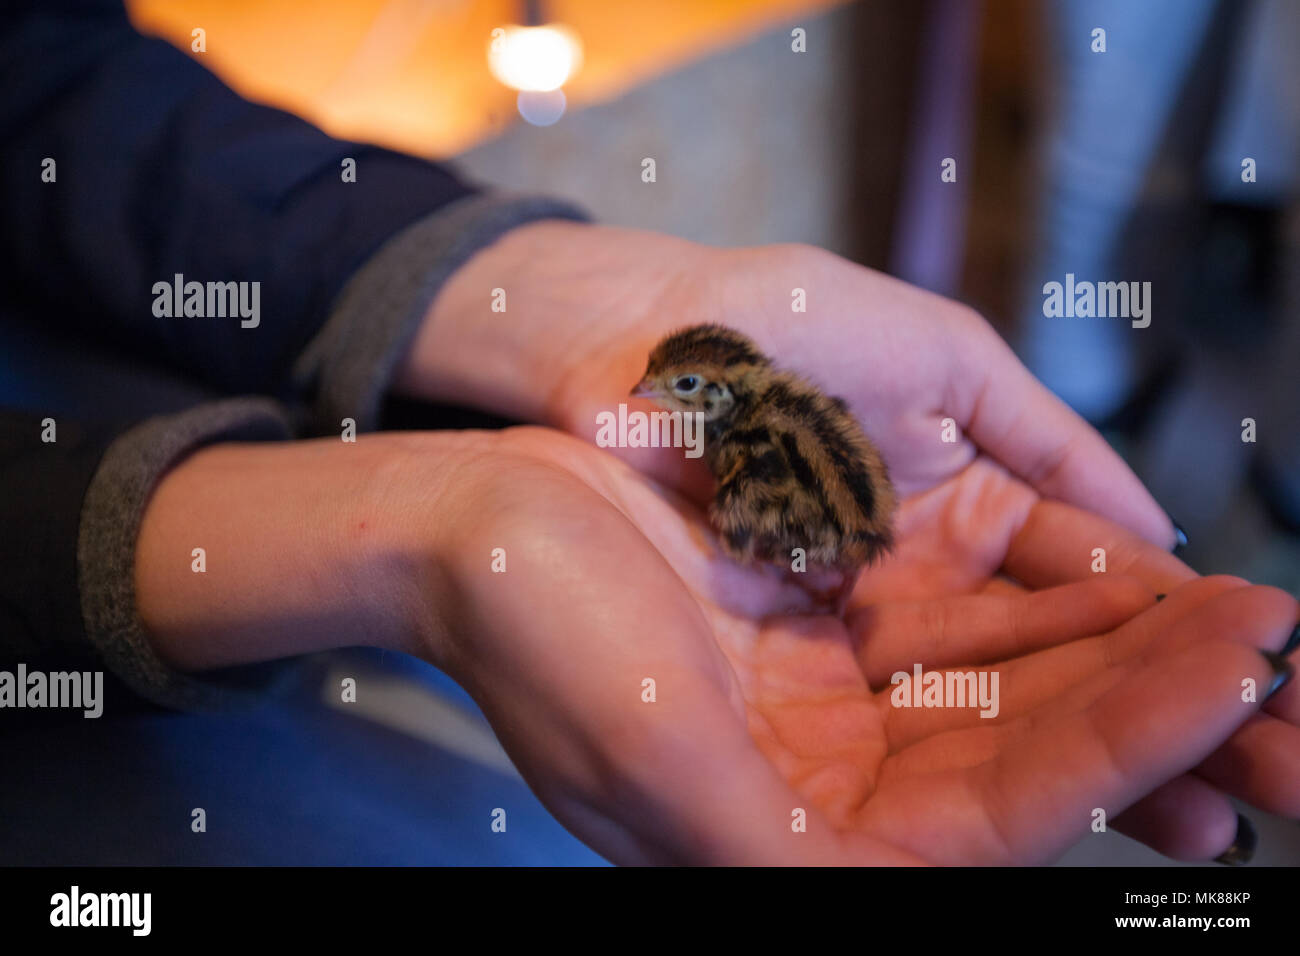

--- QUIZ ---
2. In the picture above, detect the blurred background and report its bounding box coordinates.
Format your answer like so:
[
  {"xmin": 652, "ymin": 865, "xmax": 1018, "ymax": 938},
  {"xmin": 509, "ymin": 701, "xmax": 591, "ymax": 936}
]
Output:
[{"xmin": 80, "ymin": 0, "xmax": 1297, "ymax": 864}]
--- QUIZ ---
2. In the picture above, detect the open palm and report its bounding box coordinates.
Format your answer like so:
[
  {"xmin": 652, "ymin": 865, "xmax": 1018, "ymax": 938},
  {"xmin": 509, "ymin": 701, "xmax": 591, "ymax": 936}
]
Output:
[
  {"xmin": 441, "ymin": 427, "xmax": 1295, "ymax": 865},
  {"xmin": 406, "ymin": 223, "xmax": 1297, "ymax": 861}
]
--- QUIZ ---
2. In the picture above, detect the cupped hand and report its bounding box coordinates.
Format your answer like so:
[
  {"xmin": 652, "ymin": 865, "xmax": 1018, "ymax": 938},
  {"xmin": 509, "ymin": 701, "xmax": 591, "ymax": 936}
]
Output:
[
  {"xmin": 429, "ymin": 426, "xmax": 1297, "ymax": 865},
  {"xmin": 400, "ymin": 220, "xmax": 1175, "ymax": 545},
  {"xmin": 397, "ymin": 219, "xmax": 1298, "ymax": 861}
]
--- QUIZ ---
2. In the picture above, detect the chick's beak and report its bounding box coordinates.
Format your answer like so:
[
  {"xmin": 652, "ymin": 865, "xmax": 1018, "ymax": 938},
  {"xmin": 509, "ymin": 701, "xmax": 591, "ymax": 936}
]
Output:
[{"xmin": 630, "ymin": 378, "xmax": 656, "ymax": 398}]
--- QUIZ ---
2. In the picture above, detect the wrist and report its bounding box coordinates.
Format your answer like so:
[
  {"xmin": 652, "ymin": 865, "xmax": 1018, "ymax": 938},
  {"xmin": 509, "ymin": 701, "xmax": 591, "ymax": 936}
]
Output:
[
  {"xmin": 392, "ymin": 219, "xmax": 707, "ymax": 424},
  {"xmin": 133, "ymin": 432, "xmax": 487, "ymax": 673},
  {"xmin": 391, "ymin": 219, "xmax": 584, "ymax": 420}
]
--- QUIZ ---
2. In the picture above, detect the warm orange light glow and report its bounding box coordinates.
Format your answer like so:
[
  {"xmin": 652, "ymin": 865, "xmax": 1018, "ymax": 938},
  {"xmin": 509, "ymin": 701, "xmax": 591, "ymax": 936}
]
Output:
[
  {"xmin": 125, "ymin": 0, "xmax": 849, "ymax": 156},
  {"xmin": 488, "ymin": 24, "xmax": 583, "ymax": 92}
]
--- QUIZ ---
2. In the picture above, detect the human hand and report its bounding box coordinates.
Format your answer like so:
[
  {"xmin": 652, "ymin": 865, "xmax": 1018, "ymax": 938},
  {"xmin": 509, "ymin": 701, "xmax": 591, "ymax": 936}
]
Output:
[
  {"xmin": 135, "ymin": 426, "xmax": 1294, "ymax": 863},
  {"xmin": 392, "ymin": 221, "xmax": 1299, "ymax": 859},
  {"xmin": 396, "ymin": 220, "xmax": 1176, "ymax": 545},
  {"xmin": 399, "ymin": 428, "xmax": 1297, "ymax": 864}
]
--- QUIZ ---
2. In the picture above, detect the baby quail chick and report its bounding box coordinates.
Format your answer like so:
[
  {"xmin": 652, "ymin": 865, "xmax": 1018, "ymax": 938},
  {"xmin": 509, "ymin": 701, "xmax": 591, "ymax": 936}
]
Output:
[{"xmin": 631, "ymin": 324, "xmax": 897, "ymax": 587}]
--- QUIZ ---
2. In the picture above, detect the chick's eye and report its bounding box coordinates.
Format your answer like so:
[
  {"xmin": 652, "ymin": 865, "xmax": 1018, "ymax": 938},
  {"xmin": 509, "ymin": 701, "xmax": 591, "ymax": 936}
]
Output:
[{"xmin": 673, "ymin": 375, "xmax": 700, "ymax": 393}]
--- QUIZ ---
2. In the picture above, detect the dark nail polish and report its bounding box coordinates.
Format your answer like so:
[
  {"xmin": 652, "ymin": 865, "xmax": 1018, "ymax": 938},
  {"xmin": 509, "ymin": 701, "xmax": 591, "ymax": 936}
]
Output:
[
  {"xmin": 1282, "ymin": 623, "xmax": 1300, "ymax": 657},
  {"xmin": 1214, "ymin": 814, "xmax": 1257, "ymax": 866},
  {"xmin": 1155, "ymin": 593, "xmax": 1166, "ymax": 602},
  {"xmin": 1171, "ymin": 519, "xmax": 1189, "ymax": 555},
  {"xmin": 1261, "ymin": 650, "xmax": 1294, "ymax": 700}
]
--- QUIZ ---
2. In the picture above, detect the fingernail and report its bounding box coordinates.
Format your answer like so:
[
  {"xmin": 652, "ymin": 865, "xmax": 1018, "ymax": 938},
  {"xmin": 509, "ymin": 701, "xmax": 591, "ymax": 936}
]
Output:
[
  {"xmin": 1261, "ymin": 649, "xmax": 1294, "ymax": 700},
  {"xmin": 1282, "ymin": 623, "xmax": 1300, "ymax": 657},
  {"xmin": 1170, "ymin": 518, "xmax": 1189, "ymax": 555},
  {"xmin": 1155, "ymin": 593, "xmax": 1167, "ymax": 602},
  {"xmin": 1214, "ymin": 814, "xmax": 1257, "ymax": 866}
]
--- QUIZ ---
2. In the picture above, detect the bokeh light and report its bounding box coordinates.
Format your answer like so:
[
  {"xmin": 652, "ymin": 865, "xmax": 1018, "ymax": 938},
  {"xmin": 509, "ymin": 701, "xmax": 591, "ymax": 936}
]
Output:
[{"xmin": 487, "ymin": 24, "xmax": 583, "ymax": 93}]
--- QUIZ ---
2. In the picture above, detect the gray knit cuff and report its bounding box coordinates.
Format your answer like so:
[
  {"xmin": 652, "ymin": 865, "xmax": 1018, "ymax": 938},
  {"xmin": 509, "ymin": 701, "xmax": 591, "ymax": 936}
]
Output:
[
  {"xmin": 78, "ymin": 398, "xmax": 295, "ymax": 712},
  {"xmin": 294, "ymin": 192, "xmax": 590, "ymax": 435}
]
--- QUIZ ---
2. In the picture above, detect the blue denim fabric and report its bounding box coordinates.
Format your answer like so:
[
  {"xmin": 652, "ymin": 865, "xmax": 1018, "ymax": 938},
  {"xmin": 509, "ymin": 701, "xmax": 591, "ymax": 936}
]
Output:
[
  {"xmin": 0, "ymin": 649, "xmax": 608, "ymax": 865},
  {"xmin": 1018, "ymin": 0, "xmax": 1220, "ymax": 418}
]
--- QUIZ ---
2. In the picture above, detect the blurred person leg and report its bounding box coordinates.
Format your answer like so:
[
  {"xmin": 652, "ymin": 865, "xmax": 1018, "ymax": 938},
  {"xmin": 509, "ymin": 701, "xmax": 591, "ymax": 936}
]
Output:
[
  {"xmin": 1201, "ymin": 0, "xmax": 1300, "ymax": 533},
  {"xmin": 1253, "ymin": 205, "xmax": 1300, "ymax": 534},
  {"xmin": 1017, "ymin": 0, "xmax": 1219, "ymax": 421},
  {"xmin": 1140, "ymin": 0, "xmax": 1300, "ymax": 549}
]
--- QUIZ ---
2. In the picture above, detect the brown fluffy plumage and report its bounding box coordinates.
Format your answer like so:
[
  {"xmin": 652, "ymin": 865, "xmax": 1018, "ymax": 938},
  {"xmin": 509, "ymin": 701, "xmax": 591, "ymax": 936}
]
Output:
[{"xmin": 632, "ymin": 323, "xmax": 897, "ymax": 572}]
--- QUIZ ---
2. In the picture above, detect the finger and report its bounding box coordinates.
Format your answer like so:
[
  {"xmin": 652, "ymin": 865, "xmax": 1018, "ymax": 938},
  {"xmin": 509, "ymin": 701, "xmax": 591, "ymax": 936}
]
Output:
[
  {"xmin": 951, "ymin": 324, "xmax": 1175, "ymax": 547},
  {"xmin": 1105, "ymin": 584, "xmax": 1300, "ymax": 823},
  {"xmin": 880, "ymin": 579, "xmax": 1287, "ymax": 749},
  {"xmin": 1004, "ymin": 499, "xmax": 1195, "ymax": 592},
  {"xmin": 1110, "ymin": 775, "xmax": 1241, "ymax": 861},
  {"xmin": 968, "ymin": 639, "xmax": 1282, "ymax": 864},
  {"xmin": 1259, "ymin": 622, "xmax": 1300, "ymax": 724},
  {"xmin": 853, "ymin": 457, "xmax": 1040, "ymax": 604},
  {"xmin": 1100, "ymin": 580, "xmax": 1297, "ymax": 676},
  {"xmin": 1196, "ymin": 714, "xmax": 1300, "ymax": 819},
  {"xmin": 850, "ymin": 576, "xmax": 1156, "ymax": 686},
  {"xmin": 979, "ymin": 576, "xmax": 1028, "ymax": 597}
]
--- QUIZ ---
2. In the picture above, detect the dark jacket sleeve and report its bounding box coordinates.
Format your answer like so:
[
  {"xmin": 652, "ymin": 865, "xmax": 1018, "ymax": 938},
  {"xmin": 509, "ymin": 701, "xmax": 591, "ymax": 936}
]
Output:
[
  {"xmin": 0, "ymin": 0, "xmax": 586, "ymax": 417},
  {"xmin": 0, "ymin": 1, "xmax": 590, "ymax": 709},
  {"xmin": 0, "ymin": 401, "xmax": 299, "ymax": 712},
  {"xmin": 0, "ymin": 409, "xmax": 118, "ymax": 665}
]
